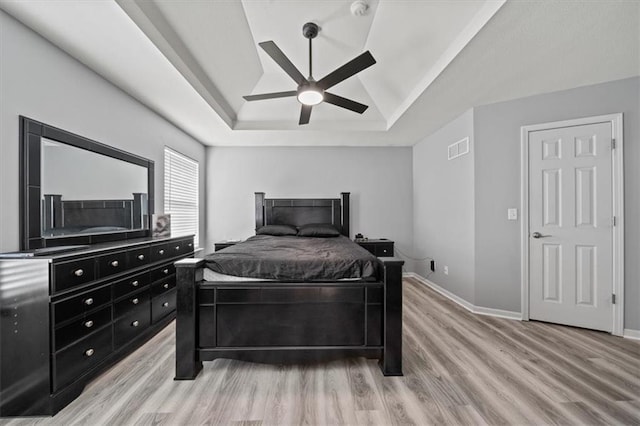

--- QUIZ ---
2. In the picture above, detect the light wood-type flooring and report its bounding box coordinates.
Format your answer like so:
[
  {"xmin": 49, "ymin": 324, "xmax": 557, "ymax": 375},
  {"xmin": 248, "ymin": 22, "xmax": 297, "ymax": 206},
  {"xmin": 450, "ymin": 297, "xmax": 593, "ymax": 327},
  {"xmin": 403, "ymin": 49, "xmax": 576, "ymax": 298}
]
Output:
[{"xmin": 2, "ymin": 277, "xmax": 639, "ymax": 425}]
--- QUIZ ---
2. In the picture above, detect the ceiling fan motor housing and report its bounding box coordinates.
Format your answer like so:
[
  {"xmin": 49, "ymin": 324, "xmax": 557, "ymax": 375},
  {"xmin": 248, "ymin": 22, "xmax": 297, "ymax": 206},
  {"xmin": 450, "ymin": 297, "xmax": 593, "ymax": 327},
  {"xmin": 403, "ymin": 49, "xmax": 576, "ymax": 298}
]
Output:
[{"xmin": 302, "ymin": 22, "xmax": 319, "ymax": 39}]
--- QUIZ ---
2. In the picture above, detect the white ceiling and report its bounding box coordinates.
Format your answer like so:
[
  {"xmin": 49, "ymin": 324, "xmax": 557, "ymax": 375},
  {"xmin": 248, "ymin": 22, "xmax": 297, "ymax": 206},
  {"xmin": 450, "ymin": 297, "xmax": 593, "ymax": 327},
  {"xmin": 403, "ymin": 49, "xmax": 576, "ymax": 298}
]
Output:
[{"xmin": 1, "ymin": 0, "xmax": 638, "ymax": 146}]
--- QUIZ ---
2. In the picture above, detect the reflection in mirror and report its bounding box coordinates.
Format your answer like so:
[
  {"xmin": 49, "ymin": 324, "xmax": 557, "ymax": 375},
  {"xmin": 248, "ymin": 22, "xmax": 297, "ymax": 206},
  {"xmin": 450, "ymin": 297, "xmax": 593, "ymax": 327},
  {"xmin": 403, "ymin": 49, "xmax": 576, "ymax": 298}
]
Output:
[{"xmin": 41, "ymin": 138, "xmax": 149, "ymax": 237}]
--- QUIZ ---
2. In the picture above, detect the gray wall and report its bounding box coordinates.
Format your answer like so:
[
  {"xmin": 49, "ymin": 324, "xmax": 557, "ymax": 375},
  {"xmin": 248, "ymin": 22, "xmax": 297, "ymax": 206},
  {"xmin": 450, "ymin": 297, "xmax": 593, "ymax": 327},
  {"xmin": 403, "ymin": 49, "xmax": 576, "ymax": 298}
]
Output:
[
  {"xmin": 0, "ymin": 10, "xmax": 206, "ymax": 251},
  {"xmin": 413, "ymin": 109, "xmax": 475, "ymax": 302},
  {"xmin": 411, "ymin": 77, "xmax": 639, "ymax": 331},
  {"xmin": 206, "ymin": 147, "xmax": 414, "ymax": 267},
  {"xmin": 473, "ymin": 76, "xmax": 640, "ymax": 329}
]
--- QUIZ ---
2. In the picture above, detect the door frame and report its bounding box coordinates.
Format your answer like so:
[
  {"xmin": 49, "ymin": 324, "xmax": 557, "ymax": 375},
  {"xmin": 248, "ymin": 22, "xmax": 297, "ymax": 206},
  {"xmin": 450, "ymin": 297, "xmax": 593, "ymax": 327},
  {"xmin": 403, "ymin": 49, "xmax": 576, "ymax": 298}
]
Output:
[{"xmin": 520, "ymin": 113, "xmax": 624, "ymax": 336}]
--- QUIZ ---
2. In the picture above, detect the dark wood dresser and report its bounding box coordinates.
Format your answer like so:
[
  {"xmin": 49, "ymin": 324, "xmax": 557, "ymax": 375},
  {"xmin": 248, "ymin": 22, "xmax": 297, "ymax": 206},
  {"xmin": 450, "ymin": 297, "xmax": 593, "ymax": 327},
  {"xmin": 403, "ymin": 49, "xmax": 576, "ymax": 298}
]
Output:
[{"xmin": 0, "ymin": 235, "xmax": 194, "ymax": 416}]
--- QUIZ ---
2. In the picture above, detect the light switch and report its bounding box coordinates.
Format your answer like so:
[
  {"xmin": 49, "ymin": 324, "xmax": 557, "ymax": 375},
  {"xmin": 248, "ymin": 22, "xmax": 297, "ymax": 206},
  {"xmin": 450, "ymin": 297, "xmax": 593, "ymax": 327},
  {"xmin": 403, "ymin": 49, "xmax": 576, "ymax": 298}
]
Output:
[{"xmin": 507, "ymin": 208, "xmax": 518, "ymax": 221}]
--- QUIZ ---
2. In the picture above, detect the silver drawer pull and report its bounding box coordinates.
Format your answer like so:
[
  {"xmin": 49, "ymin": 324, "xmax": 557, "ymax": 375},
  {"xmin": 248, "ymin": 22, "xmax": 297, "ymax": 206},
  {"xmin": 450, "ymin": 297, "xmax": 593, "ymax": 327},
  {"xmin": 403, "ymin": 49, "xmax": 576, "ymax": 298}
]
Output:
[
  {"xmin": 132, "ymin": 298, "xmax": 139, "ymax": 305},
  {"xmin": 163, "ymin": 269, "xmax": 169, "ymax": 274},
  {"xmin": 137, "ymin": 254, "xmax": 145, "ymax": 260},
  {"xmin": 158, "ymin": 249, "xmax": 165, "ymax": 255},
  {"xmin": 84, "ymin": 298, "xmax": 94, "ymax": 306},
  {"xmin": 74, "ymin": 269, "xmax": 84, "ymax": 277},
  {"xmin": 163, "ymin": 283, "xmax": 169, "ymax": 289},
  {"xmin": 188, "ymin": 243, "xmax": 193, "ymax": 248},
  {"xmin": 132, "ymin": 320, "xmax": 139, "ymax": 327},
  {"xmin": 162, "ymin": 302, "xmax": 169, "ymax": 307},
  {"xmin": 131, "ymin": 280, "xmax": 139, "ymax": 287},
  {"xmin": 84, "ymin": 320, "xmax": 94, "ymax": 328},
  {"xmin": 85, "ymin": 348, "xmax": 95, "ymax": 357},
  {"xmin": 175, "ymin": 246, "xmax": 180, "ymax": 251},
  {"xmin": 110, "ymin": 260, "xmax": 119, "ymax": 267}
]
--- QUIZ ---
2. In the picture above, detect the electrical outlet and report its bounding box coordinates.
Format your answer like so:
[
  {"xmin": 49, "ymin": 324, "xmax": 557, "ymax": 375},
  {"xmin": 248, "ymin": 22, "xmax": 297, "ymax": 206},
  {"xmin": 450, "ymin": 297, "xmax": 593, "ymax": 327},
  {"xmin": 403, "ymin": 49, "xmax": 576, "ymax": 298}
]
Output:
[
  {"xmin": 443, "ymin": 265, "xmax": 449, "ymax": 275},
  {"xmin": 430, "ymin": 260, "xmax": 435, "ymax": 272}
]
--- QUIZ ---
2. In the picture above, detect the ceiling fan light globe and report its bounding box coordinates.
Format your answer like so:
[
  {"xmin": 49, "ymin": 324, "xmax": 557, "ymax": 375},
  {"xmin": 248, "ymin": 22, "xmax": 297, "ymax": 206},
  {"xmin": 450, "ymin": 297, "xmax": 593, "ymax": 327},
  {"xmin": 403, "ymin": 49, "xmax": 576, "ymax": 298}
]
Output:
[{"xmin": 297, "ymin": 89, "xmax": 323, "ymax": 106}]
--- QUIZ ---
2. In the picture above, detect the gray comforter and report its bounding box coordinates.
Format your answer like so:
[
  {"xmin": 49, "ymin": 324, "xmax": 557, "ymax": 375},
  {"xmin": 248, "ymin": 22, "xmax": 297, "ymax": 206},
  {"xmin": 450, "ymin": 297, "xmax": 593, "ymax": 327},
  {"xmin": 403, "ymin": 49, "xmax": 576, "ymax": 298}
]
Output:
[{"xmin": 205, "ymin": 235, "xmax": 378, "ymax": 281}]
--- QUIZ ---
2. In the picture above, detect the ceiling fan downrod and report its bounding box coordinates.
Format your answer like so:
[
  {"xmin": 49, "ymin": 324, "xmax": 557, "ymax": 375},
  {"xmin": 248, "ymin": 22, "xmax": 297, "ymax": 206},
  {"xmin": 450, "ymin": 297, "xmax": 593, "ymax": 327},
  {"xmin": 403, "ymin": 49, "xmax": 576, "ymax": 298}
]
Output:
[{"xmin": 302, "ymin": 22, "xmax": 319, "ymax": 80}]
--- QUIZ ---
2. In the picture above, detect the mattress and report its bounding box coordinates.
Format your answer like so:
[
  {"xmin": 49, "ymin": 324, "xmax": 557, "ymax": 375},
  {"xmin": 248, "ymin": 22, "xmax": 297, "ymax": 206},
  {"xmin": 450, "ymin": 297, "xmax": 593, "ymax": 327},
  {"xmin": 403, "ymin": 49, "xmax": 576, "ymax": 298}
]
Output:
[{"xmin": 204, "ymin": 234, "xmax": 378, "ymax": 281}]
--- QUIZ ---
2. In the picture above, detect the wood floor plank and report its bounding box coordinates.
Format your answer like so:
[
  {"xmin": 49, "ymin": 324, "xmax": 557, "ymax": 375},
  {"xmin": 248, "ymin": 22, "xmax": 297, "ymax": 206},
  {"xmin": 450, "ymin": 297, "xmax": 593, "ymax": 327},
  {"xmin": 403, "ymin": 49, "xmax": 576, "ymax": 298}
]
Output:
[
  {"xmin": 449, "ymin": 404, "xmax": 490, "ymax": 426},
  {"xmin": 3, "ymin": 278, "xmax": 638, "ymax": 425},
  {"xmin": 133, "ymin": 412, "xmax": 171, "ymax": 426},
  {"xmin": 354, "ymin": 409, "xmax": 387, "ymax": 425}
]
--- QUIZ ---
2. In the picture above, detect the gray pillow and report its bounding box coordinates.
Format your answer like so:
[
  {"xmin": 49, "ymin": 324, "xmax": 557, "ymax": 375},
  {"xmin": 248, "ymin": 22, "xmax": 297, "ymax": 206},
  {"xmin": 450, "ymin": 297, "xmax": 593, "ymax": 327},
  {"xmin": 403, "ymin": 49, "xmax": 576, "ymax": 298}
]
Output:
[
  {"xmin": 256, "ymin": 224, "xmax": 298, "ymax": 236},
  {"xmin": 297, "ymin": 223, "xmax": 340, "ymax": 237}
]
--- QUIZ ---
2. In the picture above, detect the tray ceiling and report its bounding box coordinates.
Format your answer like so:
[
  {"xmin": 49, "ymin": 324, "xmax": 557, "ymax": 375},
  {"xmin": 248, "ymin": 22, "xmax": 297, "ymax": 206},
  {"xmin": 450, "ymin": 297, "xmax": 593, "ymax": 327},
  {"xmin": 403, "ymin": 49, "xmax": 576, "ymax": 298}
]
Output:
[{"xmin": 1, "ymin": 0, "xmax": 638, "ymax": 146}]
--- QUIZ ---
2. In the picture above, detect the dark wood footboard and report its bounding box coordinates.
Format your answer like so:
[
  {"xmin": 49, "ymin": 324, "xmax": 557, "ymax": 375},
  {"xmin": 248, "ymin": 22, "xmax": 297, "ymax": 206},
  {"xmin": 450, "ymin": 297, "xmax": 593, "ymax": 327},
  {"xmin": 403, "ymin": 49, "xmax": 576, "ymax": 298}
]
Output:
[{"xmin": 174, "ymin": 257, "xmax": 404, "ymax": 379}]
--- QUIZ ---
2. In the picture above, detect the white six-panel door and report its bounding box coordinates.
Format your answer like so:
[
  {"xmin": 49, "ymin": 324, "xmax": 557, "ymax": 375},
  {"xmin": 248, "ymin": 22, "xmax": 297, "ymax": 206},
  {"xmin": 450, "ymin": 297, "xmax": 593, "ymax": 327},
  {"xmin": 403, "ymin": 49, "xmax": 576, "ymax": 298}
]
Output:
[{"xmin": 529, "ymin": 122, "xmax": 613, "ymax": 332}]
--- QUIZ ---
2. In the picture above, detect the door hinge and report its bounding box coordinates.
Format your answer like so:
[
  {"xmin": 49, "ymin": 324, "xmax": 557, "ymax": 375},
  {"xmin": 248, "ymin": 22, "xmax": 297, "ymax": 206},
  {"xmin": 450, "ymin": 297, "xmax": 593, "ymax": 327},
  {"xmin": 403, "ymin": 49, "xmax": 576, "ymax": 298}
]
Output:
[
  {"xmin": 613, "ymin": 216, "xmax": 617, "ymax": 227},
  {"xmin": 612, "ymin": 138, "xmax": 616, "ymax": 149},
  {"xmin": 612, "ymin": 294, "xmax": 616, "ymax": 304}
]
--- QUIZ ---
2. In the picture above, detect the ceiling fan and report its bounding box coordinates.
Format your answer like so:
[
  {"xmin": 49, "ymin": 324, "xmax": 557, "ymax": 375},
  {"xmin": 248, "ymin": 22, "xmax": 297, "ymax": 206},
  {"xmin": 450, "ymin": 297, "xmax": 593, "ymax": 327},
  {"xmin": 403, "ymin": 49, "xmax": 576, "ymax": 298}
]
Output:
[{"xmin": 243, "ymin": 22, "xmax": 376, "ymax": 125}]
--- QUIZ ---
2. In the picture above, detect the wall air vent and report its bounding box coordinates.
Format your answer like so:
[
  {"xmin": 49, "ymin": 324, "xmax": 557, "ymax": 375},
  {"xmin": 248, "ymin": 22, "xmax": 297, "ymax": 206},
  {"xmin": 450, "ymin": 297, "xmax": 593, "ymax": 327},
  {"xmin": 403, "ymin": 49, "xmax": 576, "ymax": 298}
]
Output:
[{"xmin": 447, "ymin": 137, "xmax": 470, "ymax": 160}]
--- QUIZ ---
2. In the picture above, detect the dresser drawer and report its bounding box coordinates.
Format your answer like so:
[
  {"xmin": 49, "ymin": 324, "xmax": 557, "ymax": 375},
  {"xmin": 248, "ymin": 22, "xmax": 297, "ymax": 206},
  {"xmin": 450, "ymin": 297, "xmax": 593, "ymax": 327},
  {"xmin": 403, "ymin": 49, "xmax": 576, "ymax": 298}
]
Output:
[
  {"xmin": 375, "ymin": 243, "xmax": 394, "ymax": 257},
  {"xmin": 151, "ymin": 275, "xmax": 175, "ymax": 296},
  {"xmin": 53, "ymin": 286, "xmax": 111, "ymax": 324},
  {"xmin": 53, "ymin": 325, "xmax": 112, "ymax": 392},
  {"xmin": 151, "ymin": 288, "xmax": 176, "ymax": 323},
  {"xmin": 150, "ymin": 243, "xmax": 172, "ymax": 262},
  {"xmin": 97, "ymin": 250, "xmax": 128, "ymax": 278},
  {"xmin": 181, "ymin": 238, "xmax": 195, "ymax": 255},
  {"xmin": 114, "ymin": 302, "xmax": 151, "ymax": 347},
  {"xmin": 126, "ymin": 246, "xmax": 150, "ymax": 269},
  {"xmin": 53, "ymin": 258, "xmax": 96, "ymax": 292},
  {"xmin": 167, "ymin": 240, "xmax": 185, "ymax": 258},
  {"xmin": 356, "ymin": 240, "xmax": 394, "ymax": 257},
  {"xmin": 112, "ymin": 272, "xmax": 150, "ymax": 300},
  {"xmin": 150, "ymin": 263, "xmax": 175, "ymax": 282},
  {"xmin": 54, "ymin": 306, "xmax": 112, "ymax": 351},
  {"xmin": 114, "ymin": 288, "xmax": 150, "ymax": 319}
]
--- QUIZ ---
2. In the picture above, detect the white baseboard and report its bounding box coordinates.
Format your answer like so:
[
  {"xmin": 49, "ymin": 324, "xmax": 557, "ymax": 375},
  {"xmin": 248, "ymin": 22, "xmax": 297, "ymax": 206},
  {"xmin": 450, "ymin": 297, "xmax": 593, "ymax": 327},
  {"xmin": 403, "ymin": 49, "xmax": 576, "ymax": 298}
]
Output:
[
  {"xmin": 623, "ymin": 329, "xmax": 640, "ymax": 340},
  {"xmin": 405, "ymin": 273, "xmax": 640, "ymax": 338},
  {"xmin": 404, "ymin": 272, "xmax": 522, "ymax": 321}
]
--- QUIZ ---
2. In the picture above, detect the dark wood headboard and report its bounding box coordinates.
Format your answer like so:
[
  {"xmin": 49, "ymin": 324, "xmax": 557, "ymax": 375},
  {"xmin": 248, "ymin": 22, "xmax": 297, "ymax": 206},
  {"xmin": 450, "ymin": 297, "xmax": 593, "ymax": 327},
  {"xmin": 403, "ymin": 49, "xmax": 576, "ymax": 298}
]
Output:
[{"xmin": 255, "ymin": 192, "xmax": 350, "ymax": 237}]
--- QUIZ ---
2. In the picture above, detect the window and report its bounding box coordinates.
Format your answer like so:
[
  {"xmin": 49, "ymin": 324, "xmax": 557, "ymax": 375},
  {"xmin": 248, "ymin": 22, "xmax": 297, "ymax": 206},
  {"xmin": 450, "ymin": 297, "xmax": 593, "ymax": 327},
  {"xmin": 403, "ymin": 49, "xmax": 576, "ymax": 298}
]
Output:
[{"xmin": 164, "ymin": 147, "xmax": 199, "ymax": 247}]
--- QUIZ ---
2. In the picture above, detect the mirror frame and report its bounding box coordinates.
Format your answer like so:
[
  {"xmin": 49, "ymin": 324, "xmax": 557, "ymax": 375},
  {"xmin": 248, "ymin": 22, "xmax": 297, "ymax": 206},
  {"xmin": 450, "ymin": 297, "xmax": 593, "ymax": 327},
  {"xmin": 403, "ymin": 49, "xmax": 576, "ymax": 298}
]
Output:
[{"xmin": 19, "ymin": 116, "xmax": 154, "ymax": 250}]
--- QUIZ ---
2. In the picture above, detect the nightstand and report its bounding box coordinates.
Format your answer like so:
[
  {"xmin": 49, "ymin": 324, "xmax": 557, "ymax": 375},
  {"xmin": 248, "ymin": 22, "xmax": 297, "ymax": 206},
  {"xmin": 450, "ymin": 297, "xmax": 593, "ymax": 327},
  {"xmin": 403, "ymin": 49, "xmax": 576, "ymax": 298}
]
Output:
[
  {"xmin": 214, "ymin": 241, "xmax": 240, "ymax": 251},
  {"xmin": 356, "ymin": 239, "xmax": 394, "ymax": 257}
]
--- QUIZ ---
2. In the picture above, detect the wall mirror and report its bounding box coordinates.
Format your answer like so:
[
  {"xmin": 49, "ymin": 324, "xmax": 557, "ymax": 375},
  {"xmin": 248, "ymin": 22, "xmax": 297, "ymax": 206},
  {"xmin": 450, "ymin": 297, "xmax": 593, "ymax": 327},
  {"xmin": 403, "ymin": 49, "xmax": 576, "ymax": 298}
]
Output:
[{"xmin": 20, "ymin": 116, "xmax": 154, "ymax": 250}]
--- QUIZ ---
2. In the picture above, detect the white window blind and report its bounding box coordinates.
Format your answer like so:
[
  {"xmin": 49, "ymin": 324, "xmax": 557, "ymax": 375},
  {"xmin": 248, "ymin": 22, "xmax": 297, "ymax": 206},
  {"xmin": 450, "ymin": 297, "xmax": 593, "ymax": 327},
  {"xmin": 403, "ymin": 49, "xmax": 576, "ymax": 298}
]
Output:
[{"xmin": 164, "ymin": 147, "xmax": 199, "ymax": 247}]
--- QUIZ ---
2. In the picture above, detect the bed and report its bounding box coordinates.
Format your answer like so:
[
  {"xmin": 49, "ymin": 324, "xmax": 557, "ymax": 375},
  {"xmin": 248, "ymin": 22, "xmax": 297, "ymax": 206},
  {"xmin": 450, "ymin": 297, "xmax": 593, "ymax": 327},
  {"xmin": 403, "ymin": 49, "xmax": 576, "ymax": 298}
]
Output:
[{"xmin": 174, "ymin": 192, "xmax": 404, "ymax": 379}]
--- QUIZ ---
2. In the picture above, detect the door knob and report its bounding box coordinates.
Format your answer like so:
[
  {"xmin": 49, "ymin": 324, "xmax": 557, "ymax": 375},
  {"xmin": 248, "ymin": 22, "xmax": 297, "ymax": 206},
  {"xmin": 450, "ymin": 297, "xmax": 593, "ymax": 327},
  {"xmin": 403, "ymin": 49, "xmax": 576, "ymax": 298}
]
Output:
[{"xmin": 532, "ymin": 232, "xmax": 551, "ymax": 239}]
